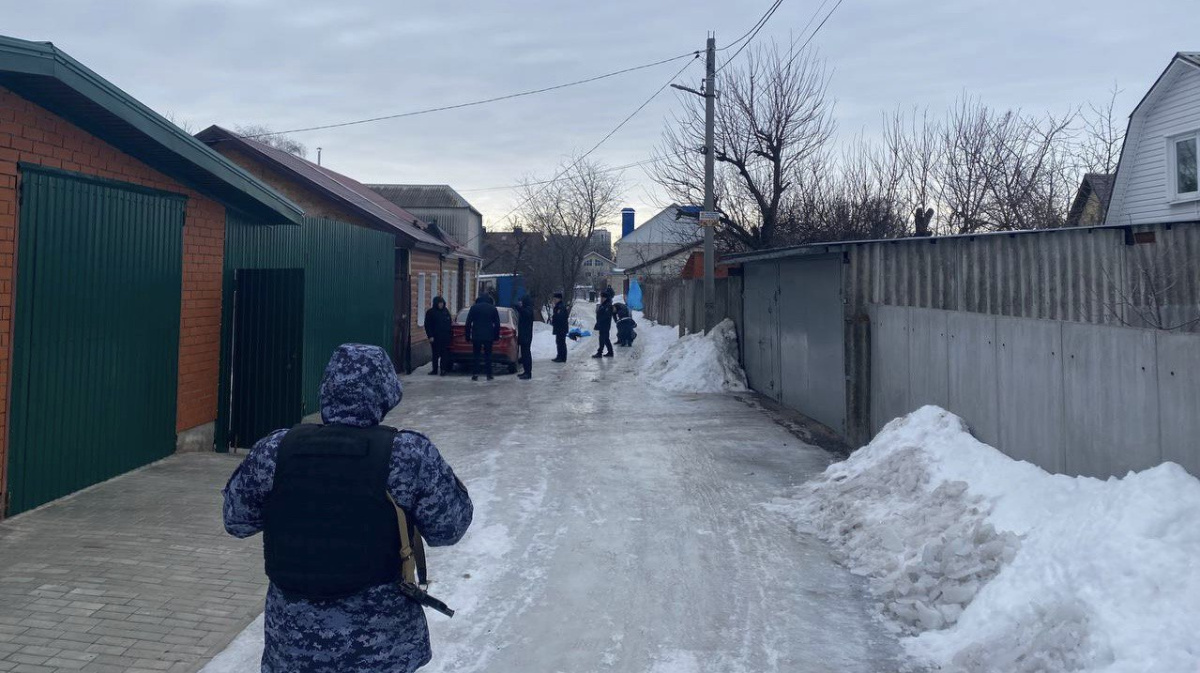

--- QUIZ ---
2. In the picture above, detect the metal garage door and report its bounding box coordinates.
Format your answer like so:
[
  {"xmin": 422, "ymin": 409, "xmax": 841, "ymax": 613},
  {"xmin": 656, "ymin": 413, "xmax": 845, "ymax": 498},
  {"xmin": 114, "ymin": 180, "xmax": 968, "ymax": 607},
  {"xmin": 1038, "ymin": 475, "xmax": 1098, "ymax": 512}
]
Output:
[
  {"xmin": 742, "ymin": 262, "xmax": 781, "ymax": 401},
  {"xmin": 777, "ymin": 256, "xmax": 845, "ymax": 434},
  {"xmin": 7, "ymin": 166, "xmax": 184, "ymax": 515}
]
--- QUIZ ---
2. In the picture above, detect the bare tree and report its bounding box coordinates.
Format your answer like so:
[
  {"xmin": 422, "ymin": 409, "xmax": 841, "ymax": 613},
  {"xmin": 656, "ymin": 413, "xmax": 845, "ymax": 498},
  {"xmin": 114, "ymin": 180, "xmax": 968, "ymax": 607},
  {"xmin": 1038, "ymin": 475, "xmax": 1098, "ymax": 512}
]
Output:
[
  {"xmin": 163, "ymin": 111, "xmax": 196, "ymax": 134},
  {"xmin": 234, "ymin": 124, "xmax": 308, "ymax": 158},
  {"xmin": 516, "ymin": 156, "xmax": 623, "ymax": 302},
  {"xmin": 653, "ymin": 41, "xmax": 835, "ymax": 250},
  {"xmin": 1077, "ymin": 84, "xmax": 1126, "ymax": 176}
]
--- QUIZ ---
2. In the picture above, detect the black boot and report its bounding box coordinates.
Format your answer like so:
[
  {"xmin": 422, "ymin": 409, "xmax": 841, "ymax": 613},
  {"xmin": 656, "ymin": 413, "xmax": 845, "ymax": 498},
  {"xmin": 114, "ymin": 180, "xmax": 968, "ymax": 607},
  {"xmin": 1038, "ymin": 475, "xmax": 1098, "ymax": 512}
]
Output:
[{"xmin": 592, "ymin": 352, "xmax": 603, "ymax": 359}]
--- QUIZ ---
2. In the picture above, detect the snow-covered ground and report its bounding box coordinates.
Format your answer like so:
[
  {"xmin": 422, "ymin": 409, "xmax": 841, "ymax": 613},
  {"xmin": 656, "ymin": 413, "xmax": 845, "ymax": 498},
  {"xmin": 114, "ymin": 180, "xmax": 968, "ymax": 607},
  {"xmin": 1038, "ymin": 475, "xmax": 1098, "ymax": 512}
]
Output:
[
  {"xmin": 773, "ymin": 406, "xmax": 1200, "ymax": 673},
  {"xmin": 200, "ymin": 306, "xmax": 905, "ymax": 672}
]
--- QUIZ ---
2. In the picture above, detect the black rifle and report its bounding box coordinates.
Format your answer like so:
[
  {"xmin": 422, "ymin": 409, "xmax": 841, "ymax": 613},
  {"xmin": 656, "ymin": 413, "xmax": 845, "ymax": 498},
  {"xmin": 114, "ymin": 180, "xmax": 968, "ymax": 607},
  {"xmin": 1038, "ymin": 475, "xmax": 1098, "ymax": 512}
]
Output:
[{"xmin": 398, "ymin": 581, "xmax": 455, "ymax": 618}]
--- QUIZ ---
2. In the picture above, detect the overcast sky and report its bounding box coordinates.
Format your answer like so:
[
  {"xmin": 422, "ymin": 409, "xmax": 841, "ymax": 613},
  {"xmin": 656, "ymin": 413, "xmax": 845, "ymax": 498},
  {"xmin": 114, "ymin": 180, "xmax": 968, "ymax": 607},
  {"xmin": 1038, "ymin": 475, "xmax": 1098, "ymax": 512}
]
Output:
[{"xmin": 4, "ymin": 0, "xmax": 1198, "ymax": 235}]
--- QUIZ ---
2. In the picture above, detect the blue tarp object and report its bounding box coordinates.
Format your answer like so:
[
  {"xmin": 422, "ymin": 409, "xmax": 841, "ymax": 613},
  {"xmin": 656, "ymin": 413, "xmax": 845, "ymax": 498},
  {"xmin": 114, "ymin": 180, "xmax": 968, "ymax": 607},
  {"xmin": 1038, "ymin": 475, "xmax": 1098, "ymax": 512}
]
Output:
[{"xmin": 627, "ymin": 279, "xmax": 644, "ymax": 311}]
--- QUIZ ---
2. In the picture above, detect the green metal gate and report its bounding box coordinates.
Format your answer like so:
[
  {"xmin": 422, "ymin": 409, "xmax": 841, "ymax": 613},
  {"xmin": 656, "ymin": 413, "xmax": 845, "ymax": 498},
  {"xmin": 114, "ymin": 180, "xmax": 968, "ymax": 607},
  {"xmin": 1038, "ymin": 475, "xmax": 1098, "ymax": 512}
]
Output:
[
  {"xmin": 229, "ymin": 269, "xmax": 305, "ymax": 448},
  {"xmin": 8, "ymin": 166, "xmax": 184, "ymax": 515},
  {"xmin": 216, "ymin": 213, "xmax": 395, "ymax": 450}
]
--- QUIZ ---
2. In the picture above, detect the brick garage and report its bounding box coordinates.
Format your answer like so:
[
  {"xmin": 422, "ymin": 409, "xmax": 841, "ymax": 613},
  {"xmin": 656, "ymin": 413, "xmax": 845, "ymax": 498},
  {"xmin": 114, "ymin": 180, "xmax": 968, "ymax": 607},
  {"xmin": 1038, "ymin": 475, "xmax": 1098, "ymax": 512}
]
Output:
[{"xmin": 0, "ymin": 37, "xmax": 301, "ymax": 515}]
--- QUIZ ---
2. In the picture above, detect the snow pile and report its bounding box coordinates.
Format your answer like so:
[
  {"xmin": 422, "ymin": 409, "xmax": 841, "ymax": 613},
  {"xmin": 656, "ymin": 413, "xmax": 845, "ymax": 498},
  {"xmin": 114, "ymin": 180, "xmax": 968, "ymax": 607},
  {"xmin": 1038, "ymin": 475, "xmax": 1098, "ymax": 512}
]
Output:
[
  {"xmin": 787, "ymin": 406, "xmax": 1200, "ymax": 673},
  {"xmin": 640, "ymin": 318, "xmax": 747, "ymax": 394}
]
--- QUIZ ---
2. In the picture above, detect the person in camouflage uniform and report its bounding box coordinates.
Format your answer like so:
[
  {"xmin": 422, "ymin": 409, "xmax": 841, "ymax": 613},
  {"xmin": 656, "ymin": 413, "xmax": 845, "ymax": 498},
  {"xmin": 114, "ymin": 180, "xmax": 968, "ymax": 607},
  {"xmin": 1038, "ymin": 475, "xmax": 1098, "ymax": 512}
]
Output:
[{"xmin": 223, "ymin": 343, "xmax": 473, "ymax": 672}]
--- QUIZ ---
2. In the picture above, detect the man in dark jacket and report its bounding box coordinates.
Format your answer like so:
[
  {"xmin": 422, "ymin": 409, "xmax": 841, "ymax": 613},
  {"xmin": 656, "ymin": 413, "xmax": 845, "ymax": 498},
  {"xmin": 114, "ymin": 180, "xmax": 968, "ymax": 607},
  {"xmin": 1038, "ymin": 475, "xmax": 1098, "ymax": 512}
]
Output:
[
  {"xmin": 464, "ymin": 295, "xmax": 501, "ymax": 381},
  {"xmin": 593, "ymin": 287, "xmax": 615, "ymax": 358},
  {"xmin": 514, "ymin": 294, "xmax": 535, "ymax": 380},
  {"xmin": 423, "ymin": 296, "xmax": 453, "ymax": 376},
  {"xmin": 551, "ymin": 292, "xmax": 569, "ymax": 362},
  {"xmin": 223, "ymin": 344, "xmax": 472, "ymax": 673}
]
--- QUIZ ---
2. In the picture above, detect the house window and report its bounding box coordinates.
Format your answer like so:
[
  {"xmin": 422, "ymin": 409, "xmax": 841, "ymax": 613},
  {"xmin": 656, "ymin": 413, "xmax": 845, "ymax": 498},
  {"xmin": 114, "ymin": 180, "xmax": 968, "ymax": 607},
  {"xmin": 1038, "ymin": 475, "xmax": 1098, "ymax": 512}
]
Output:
[
  {"xmin": 417, "ymin": 273, "xmax": 426, "ymax": 326},
  {"xmin": 430, "ymin": 272, "xmax": 439, "ymax": 307},
  {"xmin": 1170, "ymin": 132, "xmax": 1199, "ymax": 200}
]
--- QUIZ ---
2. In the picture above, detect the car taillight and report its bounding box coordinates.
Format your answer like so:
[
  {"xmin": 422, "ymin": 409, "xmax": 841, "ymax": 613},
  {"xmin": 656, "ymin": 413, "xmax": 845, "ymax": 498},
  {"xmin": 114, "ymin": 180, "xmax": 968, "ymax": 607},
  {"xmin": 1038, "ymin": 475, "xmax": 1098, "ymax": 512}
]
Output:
[{"xmin": 499, "ymin": 327, "xmax": 514, "ymax": 338}]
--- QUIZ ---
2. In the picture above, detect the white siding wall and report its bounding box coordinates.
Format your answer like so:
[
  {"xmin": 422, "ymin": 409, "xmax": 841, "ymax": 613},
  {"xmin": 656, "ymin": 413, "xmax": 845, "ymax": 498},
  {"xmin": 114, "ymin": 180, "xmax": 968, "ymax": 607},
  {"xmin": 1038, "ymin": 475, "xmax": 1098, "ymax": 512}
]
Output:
[{"xmin": 1110, "ymin": 63, "xmax": 1200, "ymax": 225}]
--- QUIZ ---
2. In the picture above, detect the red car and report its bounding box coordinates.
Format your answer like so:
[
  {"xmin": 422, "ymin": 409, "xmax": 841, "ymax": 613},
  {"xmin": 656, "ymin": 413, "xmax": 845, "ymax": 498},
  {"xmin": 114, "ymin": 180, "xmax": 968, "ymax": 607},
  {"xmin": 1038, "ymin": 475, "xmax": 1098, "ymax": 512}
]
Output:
[{"xmin": 447, "ymin": 307, "xmax": 520, "ymax": 374}]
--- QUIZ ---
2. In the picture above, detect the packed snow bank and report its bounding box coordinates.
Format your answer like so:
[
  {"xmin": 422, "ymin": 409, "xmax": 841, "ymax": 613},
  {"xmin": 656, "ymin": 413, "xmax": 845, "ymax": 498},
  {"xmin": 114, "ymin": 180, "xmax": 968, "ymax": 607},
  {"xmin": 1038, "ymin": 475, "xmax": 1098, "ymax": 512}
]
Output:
[
  {"xmin": 640, "ymin": 318, "xmax": 747, "ymax": 394},
  {"xmin": 780, "ymin": 406, "xmax": 1200, "ymax": 673}
]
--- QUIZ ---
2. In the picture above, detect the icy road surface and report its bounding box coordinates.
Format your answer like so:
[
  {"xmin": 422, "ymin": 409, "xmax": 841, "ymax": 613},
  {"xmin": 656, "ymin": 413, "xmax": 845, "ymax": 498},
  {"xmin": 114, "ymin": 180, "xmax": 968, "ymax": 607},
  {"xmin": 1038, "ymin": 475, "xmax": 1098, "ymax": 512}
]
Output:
[{"xmin": 204, "ymin": 316, "xmax": 907, "ymax": 672}]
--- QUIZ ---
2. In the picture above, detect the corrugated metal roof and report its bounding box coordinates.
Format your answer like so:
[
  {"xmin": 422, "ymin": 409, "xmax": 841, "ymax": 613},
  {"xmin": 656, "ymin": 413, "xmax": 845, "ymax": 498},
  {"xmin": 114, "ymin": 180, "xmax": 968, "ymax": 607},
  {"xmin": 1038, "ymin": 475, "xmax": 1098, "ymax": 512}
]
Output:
[
  {"xmin": 196, "ymin": 126, "xmax": 447, "ymax": 250},
  {"xmin": 722, "ymin": 220, "xmax": 1200, "ymax": 264},
  {"xmin": 1179, "ymin": 52, "xmax": 1200, "ymax": 68},
  {"xmin": 0, "ymin": 35, "xmax": 303, "ymax": 225},
  {"xmin": 366, "ymin": 184, "xmax": 481, "ymax": 216}
]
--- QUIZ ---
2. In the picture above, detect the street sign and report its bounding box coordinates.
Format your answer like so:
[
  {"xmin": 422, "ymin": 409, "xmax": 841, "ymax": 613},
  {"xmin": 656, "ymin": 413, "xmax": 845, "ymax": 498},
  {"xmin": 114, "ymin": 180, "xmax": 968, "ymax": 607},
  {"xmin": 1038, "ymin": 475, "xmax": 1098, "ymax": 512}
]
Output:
[{"xmin": 699, "ymin": 211, "xmax": 720, "ymax": 225}]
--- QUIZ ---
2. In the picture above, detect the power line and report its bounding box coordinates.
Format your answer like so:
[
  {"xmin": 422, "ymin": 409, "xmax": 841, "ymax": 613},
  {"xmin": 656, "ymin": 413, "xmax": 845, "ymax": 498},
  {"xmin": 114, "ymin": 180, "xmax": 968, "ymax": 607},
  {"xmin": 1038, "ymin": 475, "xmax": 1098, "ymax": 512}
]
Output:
[
  {"xmin": 718, "ymin": 0, "xmax": 785, "ymax": 72},
  {"xmin": 481, "ymin": 55, "xmax": 700, "ymax": 238},
  {"xmin": 718, "ymin": 0, "xmax": 785, "ymax": 53},
  {"xmin": 786, "ymin": 0, "xmax": 845, "ymax": 66},
  {"xmin": 241, "ymin": 51, "xmax": 701, "ymax": 138},
  {"xmin": 457, "ymin": 150, "xmax": 691, "ymax": 193}
]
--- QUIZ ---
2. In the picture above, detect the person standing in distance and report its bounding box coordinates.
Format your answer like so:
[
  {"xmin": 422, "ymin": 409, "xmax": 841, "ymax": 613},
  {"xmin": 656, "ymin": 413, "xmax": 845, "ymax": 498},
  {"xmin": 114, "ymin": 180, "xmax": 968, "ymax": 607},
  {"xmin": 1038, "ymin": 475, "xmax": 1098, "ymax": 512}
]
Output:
[
  {"xmin": 423, "ymin": 296, "xmax": 452, "ymax": 376},
  {"xmin": 222, "ymin": 344, "xmax": 472, "ymax": 672},
  {"xmin": 593, "ymin": 286, "xmax": 615, "ymax": 359},
  {"xmin": 464, "ymin": 294, "xmax": 501, "ymax": 381},
  {"xmin": 551, "ymin": 292, "xmax": 569, "ymax": 363},
  {"xmin": 514, "ymin": 294, "xmax": 535, "ymax": 380}
]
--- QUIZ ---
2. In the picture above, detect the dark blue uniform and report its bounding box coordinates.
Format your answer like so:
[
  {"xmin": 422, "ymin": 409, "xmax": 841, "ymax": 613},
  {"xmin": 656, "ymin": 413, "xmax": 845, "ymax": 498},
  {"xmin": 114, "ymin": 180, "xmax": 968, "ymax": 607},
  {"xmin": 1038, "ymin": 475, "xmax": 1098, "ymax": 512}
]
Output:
[{"xmin": 223, "ymin": 344, "xmax": 473, "ymax": 672}]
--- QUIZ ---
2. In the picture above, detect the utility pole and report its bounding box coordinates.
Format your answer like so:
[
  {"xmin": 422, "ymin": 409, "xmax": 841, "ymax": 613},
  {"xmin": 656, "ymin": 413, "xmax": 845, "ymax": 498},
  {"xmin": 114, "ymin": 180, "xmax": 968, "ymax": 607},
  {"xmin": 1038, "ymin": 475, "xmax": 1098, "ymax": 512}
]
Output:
[
  {"xmin": 702, "ymin": 35, "xmax": 717, "ymax": 333},
  {"xmin": 673, "ymin": 35, "xmax": 719, "ymax": 332}
]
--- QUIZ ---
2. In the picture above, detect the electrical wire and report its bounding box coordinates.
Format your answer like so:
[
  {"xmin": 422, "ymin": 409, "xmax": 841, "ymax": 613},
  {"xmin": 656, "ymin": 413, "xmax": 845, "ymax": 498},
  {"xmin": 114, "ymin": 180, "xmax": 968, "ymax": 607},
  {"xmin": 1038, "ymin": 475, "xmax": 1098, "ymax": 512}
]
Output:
[
  {"xmin": 457, "ymin": 150, "xmax": 692, "ymax": 193},
  {"xmin": 718, "ymin": 0, "xmax": 785, "ymax": 53},
  {"xmin": 479, "ymin": 55, "xmax": 700, "ymax": 238},
  {"xmin": 717, "ymin": 0, "xmax": 785, "ymax": 72},
  {"xmin": 240, "ymin": 51, "xmax": 701, "ymax": 138},
  {"xmin": 785, "ymin": 0, "xmax": 845, "ymax": 67}
]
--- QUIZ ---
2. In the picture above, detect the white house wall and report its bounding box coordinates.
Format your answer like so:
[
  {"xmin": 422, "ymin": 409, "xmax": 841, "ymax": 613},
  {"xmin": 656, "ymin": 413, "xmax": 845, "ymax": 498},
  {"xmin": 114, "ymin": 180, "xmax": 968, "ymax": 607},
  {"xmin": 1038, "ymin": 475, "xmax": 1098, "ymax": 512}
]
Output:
[{"xmin": 1109, "ymin": 61, "xmax": 1200, "ymax": 225}]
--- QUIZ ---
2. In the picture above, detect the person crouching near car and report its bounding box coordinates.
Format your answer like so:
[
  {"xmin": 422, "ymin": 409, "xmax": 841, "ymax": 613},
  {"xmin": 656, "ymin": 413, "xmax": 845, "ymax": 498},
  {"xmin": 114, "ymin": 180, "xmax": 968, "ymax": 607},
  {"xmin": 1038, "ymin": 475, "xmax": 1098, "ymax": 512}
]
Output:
[{"xmin": 222, "ymin": 343, "xmax": 473, "ymax": 673}]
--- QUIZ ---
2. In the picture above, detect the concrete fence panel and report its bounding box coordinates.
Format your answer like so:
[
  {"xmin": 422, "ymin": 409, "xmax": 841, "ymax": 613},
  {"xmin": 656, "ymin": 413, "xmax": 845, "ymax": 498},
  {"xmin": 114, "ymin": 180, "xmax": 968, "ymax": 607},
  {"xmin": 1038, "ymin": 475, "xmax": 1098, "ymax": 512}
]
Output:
[
  {"xmin": 1156, "ymin": 330, "xmax": 1200, "ymax": 476},
  {"xmin": 946, "ymin": 311, "xmax": 1001, "ymax": 449},
  {"xmin": 995, "ymin": 316, "xmax": 1068, "ymax": 474},
  {"xmin": 1061, "ymin": 323, "xmax": 1161, "ymax": 477},
  {"xmin": 908, "ymin": 308, "xmax": 951, "ymax": 411}
]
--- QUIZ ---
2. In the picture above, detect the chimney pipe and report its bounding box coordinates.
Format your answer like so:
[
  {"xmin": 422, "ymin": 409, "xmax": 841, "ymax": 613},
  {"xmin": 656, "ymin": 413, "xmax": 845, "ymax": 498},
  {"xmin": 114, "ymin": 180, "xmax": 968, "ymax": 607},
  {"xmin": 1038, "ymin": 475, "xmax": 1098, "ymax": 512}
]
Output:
[{"xmin": 621, "ymin": 208, "xmax": 635, "ymax": 237}]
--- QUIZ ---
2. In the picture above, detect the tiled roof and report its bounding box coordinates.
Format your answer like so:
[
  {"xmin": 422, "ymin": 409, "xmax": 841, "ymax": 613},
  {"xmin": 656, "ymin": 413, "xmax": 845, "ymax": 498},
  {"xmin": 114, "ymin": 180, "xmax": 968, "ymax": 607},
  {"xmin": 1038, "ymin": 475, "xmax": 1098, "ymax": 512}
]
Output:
[
  {"xmin": 366, "ymin": 184, "xmax": 480, "ymax": 215},
  {"xmin": 195, "ymin": 126, "xmax": 446, "ymax": 249}
]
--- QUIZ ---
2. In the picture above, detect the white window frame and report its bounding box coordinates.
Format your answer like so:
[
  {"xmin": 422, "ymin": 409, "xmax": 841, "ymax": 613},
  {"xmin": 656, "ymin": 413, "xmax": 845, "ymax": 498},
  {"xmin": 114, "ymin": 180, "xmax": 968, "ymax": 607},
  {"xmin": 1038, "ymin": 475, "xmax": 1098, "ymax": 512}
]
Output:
[
  {"xmin": 1167, "ymin": 130, "xmax": 1200, "ymax": 203},
  {"xmin": 450, "ymin": 271, "xmax": 458, "ymax": 312},
  {"xmin": 416, "ymin": 273, "xmax": 427, "ymax": 326}
]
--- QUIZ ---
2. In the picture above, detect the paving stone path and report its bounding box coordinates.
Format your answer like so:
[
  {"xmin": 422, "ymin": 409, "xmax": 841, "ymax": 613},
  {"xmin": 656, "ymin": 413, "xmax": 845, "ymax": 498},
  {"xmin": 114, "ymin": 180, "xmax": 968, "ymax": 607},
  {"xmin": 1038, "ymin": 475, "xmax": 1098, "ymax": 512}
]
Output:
[{"xmin": 0, "ymin": 454, "xmax": 265, "ymax": 673}]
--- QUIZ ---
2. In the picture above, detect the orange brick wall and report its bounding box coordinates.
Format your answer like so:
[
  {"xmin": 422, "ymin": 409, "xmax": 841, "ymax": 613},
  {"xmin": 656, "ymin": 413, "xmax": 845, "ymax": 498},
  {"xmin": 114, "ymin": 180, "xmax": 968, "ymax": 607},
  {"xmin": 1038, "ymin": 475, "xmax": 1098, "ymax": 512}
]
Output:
[{"xmin": 0, "ymin": 87, "xmax": 226, "ymax": 501}]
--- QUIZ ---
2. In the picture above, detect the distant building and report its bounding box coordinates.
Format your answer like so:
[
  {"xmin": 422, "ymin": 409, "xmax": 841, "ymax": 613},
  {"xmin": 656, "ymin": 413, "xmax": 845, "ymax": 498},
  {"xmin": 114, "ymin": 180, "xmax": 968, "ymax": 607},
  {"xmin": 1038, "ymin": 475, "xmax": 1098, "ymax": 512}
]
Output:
[
  {"xmin": 1106, "ymin": 52, "xmax": 1200, "ymax": 225},
  {"xmin": 482, "ymin": 228, "xmax": 545, "ymax": 275},
  {"xmin": 614, "ymin": 204, "xmax": 699, "ymax": 270},
  {"xmin": 579, "ymin": 250, "xmax": 615, "ymax": 288},
  {"xmin": 1067, "ymin": 173, "xmax": 1115, "ymax": 227},
  {"xmin": 367, "ymin": 184, "xmax": 485, "ymax": 257},
  {"xmin": 588, "ymin": 228, "xmax": 613, "ymax": 258}
]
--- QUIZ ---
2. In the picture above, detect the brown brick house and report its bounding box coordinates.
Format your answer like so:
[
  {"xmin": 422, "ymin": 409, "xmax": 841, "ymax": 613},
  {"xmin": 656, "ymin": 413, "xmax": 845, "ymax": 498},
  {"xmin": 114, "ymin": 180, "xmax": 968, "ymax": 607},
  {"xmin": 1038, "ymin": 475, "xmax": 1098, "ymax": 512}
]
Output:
[
  {"xmin": 0, "ymin": 36, "xmax": 302, "ymax": 516},
  {"xmin": 195, "ymin": 126, "xmax": 456, "ymax": 374}
]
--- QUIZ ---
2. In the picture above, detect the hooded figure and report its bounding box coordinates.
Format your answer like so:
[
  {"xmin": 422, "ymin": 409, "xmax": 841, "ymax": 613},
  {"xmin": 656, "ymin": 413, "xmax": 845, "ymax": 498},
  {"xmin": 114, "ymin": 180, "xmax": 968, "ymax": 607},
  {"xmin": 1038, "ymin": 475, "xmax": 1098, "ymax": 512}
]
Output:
[
  {"xmin": 424, "ymin": 296, "xmax": 453, "ymax": 375},
  {"xmin": 223, "ymin": 344, "xmax": 473, "ymax": 673},
  {"xmin": 514, "ymin": 294, "xmax": 535, "ymax": 379}
]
